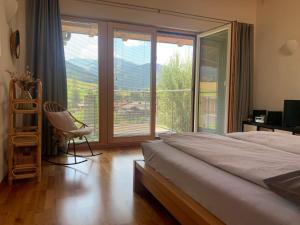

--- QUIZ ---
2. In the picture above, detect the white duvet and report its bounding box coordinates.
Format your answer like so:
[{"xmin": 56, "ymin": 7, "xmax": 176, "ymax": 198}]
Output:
[
  {"xmin": 227, "ymin": 131, "xmax": 300, "ymax": 156},
  {"xmin": 160, "ymin": 132, "xmax": 300, "ymax": 188}
]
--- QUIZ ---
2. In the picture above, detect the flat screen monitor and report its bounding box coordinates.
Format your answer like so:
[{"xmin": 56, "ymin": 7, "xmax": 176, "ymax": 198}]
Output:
[{"xmin": 283, "ymin": 100, "xmax": 300, "ymax": 127}]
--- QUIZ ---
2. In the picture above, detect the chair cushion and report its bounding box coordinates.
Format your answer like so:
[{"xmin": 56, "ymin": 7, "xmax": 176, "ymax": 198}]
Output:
[
  {"xmin": 67, "ymin": 127, "xmax": 93, "ymax": 137},
  {"xmin": 46, "ymin": 111, "xmax": 77, "ymax": 132}
]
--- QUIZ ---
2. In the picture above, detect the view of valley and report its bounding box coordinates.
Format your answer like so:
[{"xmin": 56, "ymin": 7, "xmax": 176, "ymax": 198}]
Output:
[{"xmin": 63, "ymin": 25, "xmax": 218, "ymax": 141}]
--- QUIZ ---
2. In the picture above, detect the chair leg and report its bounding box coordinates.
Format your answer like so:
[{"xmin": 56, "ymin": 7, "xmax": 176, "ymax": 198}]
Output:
[
  {"xmin": 67, "ymin": 140, "xmax": 70, "ymax": 154},
  {"xmin": 84, "ymin": 136, "xmax": 94, "ymax": 156},
  {"xmin": 59, "ymin": 136, "xmax": 102, "ymax": 158},
  {"xmin": 43, "ymin": 139, "xmax": 87, "ymax": 166},
  {"xmin": 72, "ymin": 139, "xmax": 77, "ymax": 163},
  {"xmin": 84, "ymin": 136, "xmax": 102, "ymax": 157},
  {"xmin": 43, "ymin": 138, "xmax": 87, "ymax": 166}
]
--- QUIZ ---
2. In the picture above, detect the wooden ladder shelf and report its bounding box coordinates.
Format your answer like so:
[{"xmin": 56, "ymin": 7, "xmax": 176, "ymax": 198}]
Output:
[{"xmin": 7, "ymin": 80, "xmax": 42, "ymax": 185}]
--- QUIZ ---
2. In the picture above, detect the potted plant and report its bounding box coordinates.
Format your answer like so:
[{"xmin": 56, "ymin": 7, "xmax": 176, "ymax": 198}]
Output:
[{"xmin": 6, "ymin": 68, "xmax": 37, "ymax": 109}]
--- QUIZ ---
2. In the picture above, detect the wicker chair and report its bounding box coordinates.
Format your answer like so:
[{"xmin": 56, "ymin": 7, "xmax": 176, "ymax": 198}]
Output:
[{"xmin": 43, "ymin": 101, "xmax": 101, "ymax": 165}]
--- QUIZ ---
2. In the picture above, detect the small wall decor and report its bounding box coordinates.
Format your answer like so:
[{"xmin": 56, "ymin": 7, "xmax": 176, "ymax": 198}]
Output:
[
  {"xmin": 4, "ymin": 0, "xmax": 18, "ymax": 24},
  {"xmin": 285, "ymin": 40, "xmax": 298, "ymax": 54},
  {"xmin": 280, "ymin": 39, "xmax": 299, "ymax": 56},
  {"xmin": 10, "ymin": 30, "xmax": 20, "ymax": 59}
]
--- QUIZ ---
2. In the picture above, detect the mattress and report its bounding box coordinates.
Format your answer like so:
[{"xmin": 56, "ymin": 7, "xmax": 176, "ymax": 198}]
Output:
[{"xmin": 142, "ymin": 140, "xmax": 300, "ymax": 225}]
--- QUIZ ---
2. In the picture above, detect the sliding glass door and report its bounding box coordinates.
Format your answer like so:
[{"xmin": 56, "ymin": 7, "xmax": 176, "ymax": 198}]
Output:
[
  {"xmin": 108, "ymin": 23, "xmax": 156, "ymax": 142},
  {"xmin": 62, "ymin": 20, "xmax": 100, "ymax": 141},
  {"xmin": 156, "ymin": 33, "xmax": 194, "ymax": 134},
  {"xmin": 195, "ymin": 25, "xmax": 231, "ymax": 134}
]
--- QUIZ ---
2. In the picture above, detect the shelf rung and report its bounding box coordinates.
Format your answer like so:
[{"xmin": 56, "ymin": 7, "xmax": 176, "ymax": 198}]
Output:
[
  {"xmin": 12, "ymin": 173, "xmax": 37, "ymax": 179},
  {"xmin": 11, "ymin": 135, "xmax": 38, "ymax": 147},
  {"xmin": 13, "ymin": 99, "xmax": 38, "ymax": 104},
  {"xmin": 14, "ymin": 109, "xmax": 39, "ymax": 114},
  {"xmin": 12, "ymin": 166, "xmax": 37, "ymax": 179},
  {"xmin": 13, "ymin": 143, "xmax": 38, "ymax": 147},
  {"xmin": 15, "ymin": 126, "xmax": 38, "ymax": 131},
  {"xmin": 13, "ymin": 131, "xmax": 40, "ymax": 136},
  {"xmin": 14, "ymin": 164, "xmax": 37, "ymax": 169}
]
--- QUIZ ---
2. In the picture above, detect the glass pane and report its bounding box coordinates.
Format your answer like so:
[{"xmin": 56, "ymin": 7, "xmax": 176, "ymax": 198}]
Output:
[
  {"xmin": 113, "ymin": 30, "xmax": 152, "ymax": 137},
  {"xmin": 198, "ymin": 30, "xmax": 228, "ymax": 134},
  {"xmin": 156, "ymin": 34, "xmax": 194, "ymax": 134},
  {"xmin": 62, "ymin": 20, "xmax": 99, "ymax": 141}
]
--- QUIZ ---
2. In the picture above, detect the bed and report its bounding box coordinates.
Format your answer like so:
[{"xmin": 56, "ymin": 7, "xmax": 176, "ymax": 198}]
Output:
[{"xmin": 134, "ymin": 132, "xmax": 300, "ymax": 225}]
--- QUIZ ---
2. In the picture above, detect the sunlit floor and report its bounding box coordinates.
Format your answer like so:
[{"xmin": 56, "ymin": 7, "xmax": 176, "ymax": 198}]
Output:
[{"xmin": 0, "ymin": 148, "xmax": 178, "ymax": 225}]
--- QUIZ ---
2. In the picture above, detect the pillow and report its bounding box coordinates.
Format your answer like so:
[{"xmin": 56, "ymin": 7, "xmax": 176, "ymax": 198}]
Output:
[
  {"xmin": 264, "ymin": 170, "xmax": 300, "ymax": 207},
  {"xmin": 46, "ymin": 111, "xmax": 77, "ymax": 132}
]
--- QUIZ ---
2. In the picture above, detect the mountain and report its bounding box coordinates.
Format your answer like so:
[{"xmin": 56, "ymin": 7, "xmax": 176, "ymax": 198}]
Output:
[
  {"xmin": 66, "ymin": 58, "xmax": 162, "ymax": 90},
  {"xmin": 66, "ymin": 59, "xmax": 98, "ymax": 83}
]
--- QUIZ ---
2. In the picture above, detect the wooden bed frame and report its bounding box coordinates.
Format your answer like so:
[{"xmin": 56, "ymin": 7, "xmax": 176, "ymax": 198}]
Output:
[{"xmin": 134, "ymin": 160, "xmax": 225, "ymax": 225}]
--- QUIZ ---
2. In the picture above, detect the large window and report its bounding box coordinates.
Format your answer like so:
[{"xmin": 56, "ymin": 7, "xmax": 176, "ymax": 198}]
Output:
[
  {"xmin": 62, "ymin": 20, "xmax": 99, "ymax": 141},
  {"xmin": 156, "ymin": 34, "xmax": 194, "ymax": 134},
  {"xmin": 61, "ymin": 18, "xmax": 230, "ymax": 145},
  {"xmin": 112, "ymin": 29, "xmax": 152, "ymax": 137}
]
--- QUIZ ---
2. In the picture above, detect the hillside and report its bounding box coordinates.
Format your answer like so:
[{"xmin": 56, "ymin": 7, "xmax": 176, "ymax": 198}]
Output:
[
  {"xmin": 66, "ymin": 57, "xmax": 216, "ymax": 88},
  {"xmin": 66, "ymin": 58, "xmax": 162, "ymax": 90}
]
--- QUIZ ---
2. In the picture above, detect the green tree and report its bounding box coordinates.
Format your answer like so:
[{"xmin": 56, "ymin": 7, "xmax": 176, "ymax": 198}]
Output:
[
  {"xmin": 157, "ymin": 53, "xmax": 192, "ymax": 132},
  {"xmin": 68, "ymin": 78, "xmax": 80, "ymax": 109}
]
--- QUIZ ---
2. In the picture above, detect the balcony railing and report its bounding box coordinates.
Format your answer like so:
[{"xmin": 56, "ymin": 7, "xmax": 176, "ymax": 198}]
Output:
[{"xmin": 67, "ymin": 89, "xmax": 216, "ymax": 140}]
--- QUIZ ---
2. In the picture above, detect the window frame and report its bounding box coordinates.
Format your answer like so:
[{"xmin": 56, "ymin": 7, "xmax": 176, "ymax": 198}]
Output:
[
  {"xmin": 155, "ymin": 32, "xmax": 196, "ymax": 135},
  {"xmin": 107, "ymin": 22, "xmax": 157, "ymax": 143}
]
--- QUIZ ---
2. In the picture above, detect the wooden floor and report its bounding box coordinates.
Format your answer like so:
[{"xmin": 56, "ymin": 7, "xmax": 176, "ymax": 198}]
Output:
[{"xmin": 0, "ymin": 147, "xmax": 179, "ymax": 225}]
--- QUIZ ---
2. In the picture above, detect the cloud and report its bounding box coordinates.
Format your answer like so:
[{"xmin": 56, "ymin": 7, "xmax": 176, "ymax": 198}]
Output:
[
  {"xmin": 80, "ymin": 44, "xmax": 98, "ymax": 59},
  {"xmin": 123, "ymin": 39, "xmax": 143, "ymax": 47}
]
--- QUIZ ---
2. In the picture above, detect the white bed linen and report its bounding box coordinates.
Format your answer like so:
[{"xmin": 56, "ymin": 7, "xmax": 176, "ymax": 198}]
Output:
[
  {"xmin": 160, "ymin": 132, "xmax": 300, "ymax": 188},
  {"xmin": 227, "ymin": 131, "xmax": 300, "ymax": 155},
  {"xmin": 142, "ymin": 140, "xmax": 300, "ymax": 225}
]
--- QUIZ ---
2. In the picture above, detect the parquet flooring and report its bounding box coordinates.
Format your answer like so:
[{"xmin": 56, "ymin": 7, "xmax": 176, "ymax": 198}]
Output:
[{"xmin": 0, "ymin": 147, "xmax": 178, "ymax": 225}]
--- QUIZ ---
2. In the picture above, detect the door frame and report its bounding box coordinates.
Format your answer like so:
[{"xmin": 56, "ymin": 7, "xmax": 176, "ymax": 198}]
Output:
[
  {"xmin": 194, "ymin": 23, "xmax": 232, "ymax": 133},
  {"xmin": 107, "ymin": 22, "xmax": 157, "ymax": 143}
]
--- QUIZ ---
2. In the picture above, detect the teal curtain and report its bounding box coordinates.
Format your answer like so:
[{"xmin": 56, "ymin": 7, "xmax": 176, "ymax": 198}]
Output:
[
  {"xmin": 26, "ymin": 0, "xmax": 67, "ymax": 155},
  {"xmin": 228, "ymin": 22, "xmax": 254, "ymax": 132}
]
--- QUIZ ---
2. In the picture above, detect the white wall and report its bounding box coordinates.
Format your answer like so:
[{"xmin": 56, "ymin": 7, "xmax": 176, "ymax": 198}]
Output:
[
  {"xmin": 254, "ymin": 0, "xmax": 300, "ymax": 110},
  {"xmin": 60, "ymin": 0, "xmax": 257, "ymax": 32},
  {"xmin": 0, "ymin": 0, "xmax": 24, "ymax": 183},
  {"xmin": 0, "ymin": 0, "xmax": 16, "ymax": 182}
]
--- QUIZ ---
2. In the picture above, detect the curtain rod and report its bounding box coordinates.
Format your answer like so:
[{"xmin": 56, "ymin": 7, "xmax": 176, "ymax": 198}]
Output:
[{"xmin": 75, "ymin": 0, "xmax": 232, "ymax": 24}]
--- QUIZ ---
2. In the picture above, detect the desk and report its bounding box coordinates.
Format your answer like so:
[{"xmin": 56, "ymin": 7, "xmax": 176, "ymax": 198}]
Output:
[{"xmin": 242, "ymin": 121, "xmax": 300, "ymax": 135}]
